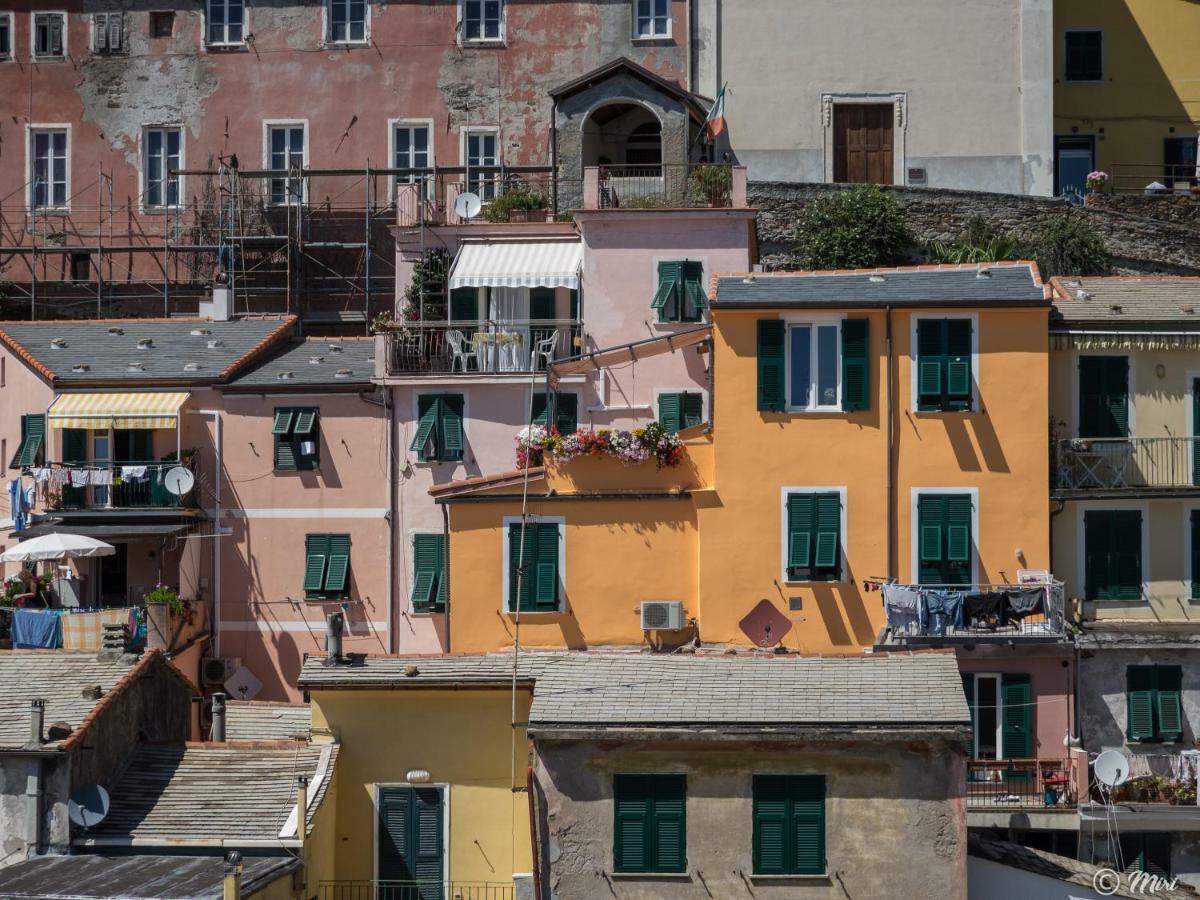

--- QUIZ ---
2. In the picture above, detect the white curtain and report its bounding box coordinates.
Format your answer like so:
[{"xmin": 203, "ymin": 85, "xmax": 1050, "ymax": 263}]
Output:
[{"xmin": 490, "ymin": 287, "xmax": 531, "ymax": 370}]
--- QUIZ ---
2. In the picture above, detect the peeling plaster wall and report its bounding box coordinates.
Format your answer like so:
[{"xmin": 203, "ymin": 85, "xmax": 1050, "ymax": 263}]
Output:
[
  {"xmin": 534, "ymin": 737, "xmax": 968, "ymax": 900},
  {"xmin": 1078, "ymin": 647, "xmax": 1200, "ymax": 755}
]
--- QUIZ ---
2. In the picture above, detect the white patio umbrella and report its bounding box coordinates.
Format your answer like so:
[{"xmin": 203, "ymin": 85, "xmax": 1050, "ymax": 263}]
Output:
[{"xmin": 0, "ymin": 533, "xmax": 116, "ymax": 563}]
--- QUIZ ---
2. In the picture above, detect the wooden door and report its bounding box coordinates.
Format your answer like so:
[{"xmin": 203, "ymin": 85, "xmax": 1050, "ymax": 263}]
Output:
[{"xmin": 833, "ymin": 104, "xmax": 894, "ymax": 184}]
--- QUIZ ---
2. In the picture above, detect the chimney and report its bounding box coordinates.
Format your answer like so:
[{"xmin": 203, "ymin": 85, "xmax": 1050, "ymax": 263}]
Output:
[
  {"xmin": 211, "ymin": 693, "xmax": 227, "ymax": 742},
  {"xmin": 145, "ymin": 601, "xmax": 170, "ymax": 654},
  {"xmin": 190, "ymin": 696, "xmax": 202, "ymax": 742},
  {"xmin": 29, "ymin": 699, "xmax": 44, "ymax": 745},
  {"xmin": 222, "ymin": 851, "xmax": 242, "ymax": 900},
  {"xmin": 325, "ymin": 612, "xmax": 344, "ymax": 665},
  {"xmin": 296, "ymin": 775, "xmax": 309, "ymax": 848},
  {"xmin": 200, "ymin": 286, "xmax": 232, "ymax": 323}
]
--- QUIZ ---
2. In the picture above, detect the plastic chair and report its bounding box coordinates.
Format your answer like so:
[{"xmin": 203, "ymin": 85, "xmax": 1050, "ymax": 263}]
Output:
[
  {"xmin": 446, "ymin": 329, "xmax": 474, "ymax": 373},
  {"xmin": 532, "ymin": 330, "xmax": 559, "ymax": 371}
]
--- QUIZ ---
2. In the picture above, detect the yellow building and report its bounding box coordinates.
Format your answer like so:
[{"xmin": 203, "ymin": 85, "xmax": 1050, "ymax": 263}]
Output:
[
  {"xmin": 437, "ymin": 262, "xmax": 1055, "ymax": 656},
  {"xmin": 1054, "ymin": 0, "xmax": 1200, "ymax": 195}
]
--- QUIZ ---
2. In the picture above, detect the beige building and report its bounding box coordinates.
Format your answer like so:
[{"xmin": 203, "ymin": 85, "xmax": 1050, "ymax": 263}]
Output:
[{"xmin": 693, "ymin": 0, "xmax": 1054, "ymax": 194}]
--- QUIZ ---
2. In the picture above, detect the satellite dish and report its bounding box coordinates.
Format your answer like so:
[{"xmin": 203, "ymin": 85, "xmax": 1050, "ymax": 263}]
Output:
[
  {"xmin": 1094, "ymin": 750, "xmax": 1130, "ymax": 787},
  {"xmin": 68, "ymin": 784, "xmax": 110, "ymax": 829},
  {"xmin": 224, "ymin": 664, "xmax": 263, "ymax": 701},
  {"xmin": 163, "ymin": 466, "xmax": 195, "ymax": 496},
  {"xmin": 454, "ymin": 192, "xmax": 482, "ymax": 220}
]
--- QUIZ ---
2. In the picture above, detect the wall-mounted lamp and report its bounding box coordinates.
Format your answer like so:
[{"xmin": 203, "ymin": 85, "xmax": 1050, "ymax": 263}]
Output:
[{"xmin": 406, "ymin": 769, "xmax": 431, "ymax": 784}]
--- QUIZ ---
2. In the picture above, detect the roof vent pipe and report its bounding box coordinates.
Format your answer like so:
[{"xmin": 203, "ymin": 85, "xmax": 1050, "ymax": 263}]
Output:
[
  {"xmin": 29, "ymin": 699, "xmax": 44, "ymax": 745},
  {"xmin": 210, "ymin": 692, "xmax": 227, "ymax": 742},
  {"xmin": 325, "ymin": 612, "xmax": 344, "ymax": 665},
  {"xmin": 200, "ymin": 287, "xmax": 232, "ymax": 323}
]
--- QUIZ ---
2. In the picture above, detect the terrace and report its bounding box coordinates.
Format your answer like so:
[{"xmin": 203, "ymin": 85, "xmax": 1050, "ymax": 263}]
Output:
[
  {"xmin": 875, "ymin": 580, "xmax": 1067, "ymax": 646},
  {"xmin": 1054, "ymin": 438, "xmax": 1200, "ymax": 497}
]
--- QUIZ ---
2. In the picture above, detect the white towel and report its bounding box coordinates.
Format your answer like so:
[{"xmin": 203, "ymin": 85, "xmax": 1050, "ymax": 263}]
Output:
[
  {"xmin": 91, "ymin": 469, "xmax": 113, "ymax": 486},
  {"xmin": 120, "ymin": 466, "xmax": 147, "ymax": 479},
  {"xmin": 69, "ymin": 469, "xmax": 90, "ymax": 487}
]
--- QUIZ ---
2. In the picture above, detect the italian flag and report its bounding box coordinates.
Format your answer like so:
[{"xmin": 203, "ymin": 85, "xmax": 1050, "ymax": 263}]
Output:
[{"xmin": 704, "ymin": 83, "xmax": 728, "ymax": 142}]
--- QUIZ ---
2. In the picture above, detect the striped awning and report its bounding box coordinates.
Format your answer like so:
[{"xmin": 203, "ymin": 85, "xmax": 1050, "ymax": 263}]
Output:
[
  {"xmin": 448, "ymin": 239, "xmax": 582, "ymax": 290},
  {"xmin": 47, "ymin": 392, "xmax": 189, "ymax": 429}
]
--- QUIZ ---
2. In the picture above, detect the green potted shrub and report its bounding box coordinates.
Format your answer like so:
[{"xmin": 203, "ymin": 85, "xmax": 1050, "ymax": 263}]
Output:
[
  {"xmin": 687, "ymin": 164, "xmax": 733, "ymax": 207},
  {"xmin": 483, "ymin": 188, "xmax": 549, "ymax": 223}
]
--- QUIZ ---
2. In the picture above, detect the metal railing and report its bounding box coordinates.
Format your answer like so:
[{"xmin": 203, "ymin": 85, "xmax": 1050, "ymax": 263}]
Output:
[
  {"xmin": 1110, "ymin": 163, "xmax": 1200, "ymax": 194},
  {"xmin": 1054, "ymin": 438, "xmax": 1199, "ymax": 492},
  {"xmin": 394, "ymin": 168, "xmax": 560, "ymax": 227},
  {"xmin": 45, "ymin": 457, "xmax": 198, "ymax": 510},
  {"xmin": 967, "ymin": 758, "xmax": 1077, "ymax": 809},
  {"xmin": 383, "ymin": 319, "xmax": 582, "ymax": 376},
  {"xmin": 593, "ymin": 163, "xmax": 735, "ymax": 210},
  {"xmin": 882, "ymin": 581, "xmax": 1065, "ymax": 640},
  {"xmin": 318, "ymin": 882, "xmax": 514, "ymax": 900}
]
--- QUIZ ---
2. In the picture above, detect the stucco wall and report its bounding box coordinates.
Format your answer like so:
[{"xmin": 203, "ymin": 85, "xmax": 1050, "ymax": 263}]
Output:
[
  {"xmin": 0, "ymin": 348, "xmax": 56, "ymax": 575},
  {"xmin": 959, "ymin": 647, "xmax": 1075, "ymax": 759},
  {"xmin": 534, "ymin": 737, "xmax": 967, "ymax": 900},
  {"xmin": 1078, "ymin": 647, "xmax": 1200, "ymax": 754}
]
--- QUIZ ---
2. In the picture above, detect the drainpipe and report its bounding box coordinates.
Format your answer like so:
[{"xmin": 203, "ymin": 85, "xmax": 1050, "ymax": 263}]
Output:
[
  {"xmin": 527, "ymin": 765, "xmax": 542, "ymax": 900},
  {"xmin": 361, "ymin": 387, "xmax": 396, "ymax": 654},
  {"xmin": 442, "ymin": 502, "xmax": 452, "ymax": 653},
  {"xmin": 550, "ymin": 97, "xmax": 559, "ymax": 217},
  {"xmin": 296, "ymin": 775, "xmax": 309, "ymax": 851},
  {"xmin": 187, "ymin": 410, "xmax": 223, "ymax": 658},
  {"xmin": 211, "ymin": 692, "xmax": 227, "ymax": 742},
  {"xmin": 885, "ymin": 306, "xmax": 895, "ymax": 579},
  {"xmin": 325, "ymin": 612, "xmax": 344, "ymax": 664},
  {"xmin": 29, "ymin": 700, "xmax": 44, "ymax": 746},
  {"xmin": 27, "ymin": 701, "xmax": 45, "ymax": 855}
]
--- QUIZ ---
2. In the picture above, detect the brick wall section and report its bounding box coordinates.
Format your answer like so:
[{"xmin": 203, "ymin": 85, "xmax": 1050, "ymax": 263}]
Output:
[{"xmin": 750, "ymin": 183, "xmax": 1200, "ymax": 274}]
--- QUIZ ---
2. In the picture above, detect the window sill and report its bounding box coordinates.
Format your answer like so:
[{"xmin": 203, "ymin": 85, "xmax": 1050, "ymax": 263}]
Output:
[
  {"xmin": 505, "ymin": 609, "xmax": 563, "ymax": 617},
  {"xmin": 460, "ymin": 38, "xmax": 507, "ymax": 48},
  {"xmin": 785, "ymin": 407, "xmax": 844, "ymax": 415},
  {"xmin": 749, "ymin": 874, "xmax": 830, "ymax": 883},
  {"xmin": 410, "ymin": 608, "xmax": 446, "ymax": 616},
  {"xmin": 140, "ymin": 207, "xmax": 186, "ymax": 217},
  {"xmin": 31, "ymin": 208, "xmax": 71, "ymax": 217},
  {"xmin": 632, "ymin": 35, "xmax": 674, "ymax": 44},
  {"xmin": 32, "ymin": 55, "xmax": 66, "ymax": 62},
  {"xmin": 205, "ymin": 42, "xmax": 248, "ymax": 52},
  {"xmin": 325, "ymin": 40, "xmax": 371, "ymax": 49},
  {"xmin": 610, "ymin": 872, "xmax": 690, "ymax": 880},
  {"xmin": 783, "ymin": 579, "xmax": 845, "ymax": 586}
]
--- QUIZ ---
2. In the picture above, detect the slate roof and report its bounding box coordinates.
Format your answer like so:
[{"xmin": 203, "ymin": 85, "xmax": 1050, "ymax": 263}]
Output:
[
  {"xmin": 226, "ymin": 701, "xmax": 311, "ymax": 741},
  {"xmin": 0, "ymin": 854, "xmax": 300, "ymax": 899},
  {"xmin": 86, "ymin": 742, "xmax": 337, "ymax": 846},
  {"xmin": 300, "ymin": 650, "xmax": 969, "ymax": 732},
  {"xmin": 0, "ymin": 651, "xmax": 139, "ymax": 750},
  {"xmin": 225, "ymin": 337, "xmax": 375, "ymax": 389},
  {"xmin": 713, "ymin": 262, "xmax": 1049, "ymax": 308},
  {"xmin": 969, "ymin": 833, "xmax": 1198, "ymax": 899},
  {"xmin": 1051, "ymin": 275, "xmax": 1200, "ymax": 326},
  {"xmin": 0, "ymin": 317, "xmax": 297, "ymax": 385}
]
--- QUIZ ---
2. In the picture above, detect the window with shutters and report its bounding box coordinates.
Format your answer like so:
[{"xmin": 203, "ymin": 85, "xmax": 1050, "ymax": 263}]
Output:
[
  {"xmin": 759, "ymin": 318, "xmax": 868, "ymax": 413},
  {"xmin": 530, "ymin": 392, "xmax": 578, "ymax": 435},
  {"xmin": 505, "ymin": 519, "xmax": 562, "ymax": 613},
  {"xmin": 377, "ymin": 785, "xmax": 445, "ymax": 888},
  {"xmin": 963, "ymin": 672, "xmax": 1030, "ymax": 760},
  {"xmin": 303, "ymin": 533, "xmax": 351, "ymax": 599},
  {"xmin": 613, "ymin": 774, "xmax": 686, "ymax": 873},
  {"xmin": 1192, "ymin": 509, "xmax": 1200, "ymax": 601},
  {"xmin": 266, "ymin": 123, "xmax": 306, "ymax": 206},
  {"xmin": 1126, "ymin": 665, "xmax": 1183, "ymax": 743},
  {"xmin": 30, "ymin": 128, "xmax": 68, "ymax": 210},
  {"xmin": 11, "ymin": 414, "xmax": 45, "ymax": 469},
  {"xmin": 633, "ymin": 0, "xmax": 670, "ymax": 39},
  {"xmin": 783, "ymin": 490, "xmax": 843, "ymax": 583},
  {"xmin": 273, "ymin": 407, "xmax": 320, "ymax": 472},
  {"xmin": 915, "ymin": 318, "xmax": 973, "ymax": 412},
  {"xmin": 1064, "ymin": 29, "xmax": 1103, "ymax": 82},
  {"xmin": 143, "ymin": 127, "xmax": 182, "ymax": 210},
  {"xmin": 92, "ymin": 12, "xmax": 123, "ymax": 54},
  {"xmin": 752, "ymin": 775, "xmax": 825, "ymax": 876},
  {"xmin": 1078, "ymin": 355, "xmax": 1129, "ymax": 438},
  {"xmin": 32, "ymin": 13, "xmax": 65, "ymax": 59},
  {"xmin": 411, "ymin": 533, "xmax": 447, "ymax": 614},
  {"xmin": 652, "ymin": 260, "xmax": 706, "ymax": 323},
  {"xmin": 1084, "ymin": 509, "xmax": 1142, "ymax": 600},
  {"xmin": 460, "ymin": 0, "xmax": 504, "ymax": 42},
  {"xmin": 328, "ymin": 0, "xmax": 367, "ymax": 44},
  {"xmin": 917, "ymin": 493, "xmax": 973, "ymax": 586},
  {"xmin": 0, "ymin": 14, "xmax": 11, "ymax": 60},
  {"xmin": 411, "ymin": 394, "xmax": 465, "ymax": 463},
  {"xmin": 657, "ymin": 392, "xmax": 703, "ymax": 435},
  {"xmin": 786, "ymin": 322, "xmax": 840, "ymax": 411},
  {"xmin": 1120, "ymin": 832, "xmax": 1172, "ymax": 878},
  {"xmin": 206, "ymin": 0, "xmax": 245, "ymax": 45}
]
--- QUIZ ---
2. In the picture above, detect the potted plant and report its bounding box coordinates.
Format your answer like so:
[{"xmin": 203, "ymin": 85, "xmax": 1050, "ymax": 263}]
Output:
[
  {"xmin": 144, "ymin": 583, "xmax": 184, "ymax": 617},
  {"xmin": 687, "ymin": 164, "xmax": 733, "ymax": 207},
  {"xmin": 482, "ymin": 187, "xmax": 549, "ymax": 223}
]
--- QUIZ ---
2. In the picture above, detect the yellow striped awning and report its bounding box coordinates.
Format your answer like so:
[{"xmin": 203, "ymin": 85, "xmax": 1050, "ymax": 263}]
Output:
[{"xmin": 47, "ymin": 392, "xmax": 189, "ymax": 430}]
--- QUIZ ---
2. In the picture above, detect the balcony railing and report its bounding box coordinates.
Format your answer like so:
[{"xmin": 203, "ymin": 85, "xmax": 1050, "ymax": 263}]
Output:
[
  {"xmin": 967, "ymin": 758, "xmax": 1077, "ymax": 809},
  {"xmin": 44, "ymin": 457, "xmax": 198, "ymax": 511},
  {"xmin": 318, "ymin": 882, "xmax": 514, "ymax": 900},
  {"xmin": 394, "ymin": 167, "xmax": 562, "ymax": 227},
  {"xmin": 1109, "ymin": 163, "xmax": 1200, "ymax": 194},
  {"xmin": 881, "ymin": 581, "xmax": 1065, "ymax": 642},
  {"xmin": 1098, "ymin": 753, "xmax": 1200, "ymax": 807},
  {"xmin": 1054, "ymin": 438, "xmax": 1198, "ymax": 493},
  {"xmin": 382, "ymin": 319, "xmax": 582, "ymax": 377},
  {"xmin": 582, "ymin": 163, "xmax": 746, "ymax": 211}
]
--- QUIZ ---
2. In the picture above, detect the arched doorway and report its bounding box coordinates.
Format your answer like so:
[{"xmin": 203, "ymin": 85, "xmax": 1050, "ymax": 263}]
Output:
[{"xmin": 581, "ymin": 102, "xmax": 663, "ymax": 173}]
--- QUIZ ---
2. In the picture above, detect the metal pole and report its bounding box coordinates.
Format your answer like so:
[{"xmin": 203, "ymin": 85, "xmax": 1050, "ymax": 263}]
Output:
[{"xmin": 364, "ymin": 163, "xmax": 371, "ymax": 330}]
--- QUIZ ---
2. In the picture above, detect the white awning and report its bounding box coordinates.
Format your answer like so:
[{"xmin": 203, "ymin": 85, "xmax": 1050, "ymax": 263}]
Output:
[{"xmin": 448, "ymin": 239, "xmax": 582, "ymax": 290}]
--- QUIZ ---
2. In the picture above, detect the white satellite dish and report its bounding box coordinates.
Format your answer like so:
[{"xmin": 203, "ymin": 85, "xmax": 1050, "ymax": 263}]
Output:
[
  {"xmin": 163, "ymin": 466, "xmax": 195, "ymax": 497},
  {"xmin": 1094, "ymin": 750, "xmax": 1130, "ymax": 787},
  {"xmin": 68, "ymin": 784, "xmax": 110, "ymax": 829},
  {"xmin": 224, "ymin": 664, "xmax": 263, "ymax": 701},
  {"xmin": 454, "ymin": 191, "xmax": 482, "ymax": 221}
]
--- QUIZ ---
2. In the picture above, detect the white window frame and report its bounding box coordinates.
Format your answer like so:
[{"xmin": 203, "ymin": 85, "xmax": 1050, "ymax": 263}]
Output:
[
  {"xmin": 0, "ymin": 12, "xmax": 15, "ymax": 60},
  {"xmin": 1075, "ymin": 499, "xmax": 1150, "ymax": 604},
  {"xmin": 1064, "ymin": 27, "xmax": 1104, "ymax": 84},
  {"xmin": 326, "ymin": 0, "xmax": 369, "ymax": 46},
  {"xmin": 501, "ymin": 514, "xmax": 565, "ymax": 614},
  {"xmin": 459, "ymin": 126, "xmax": 500, "ymax": 202},
  {"xmin": 389, "ymin": 118, "xmax": 434, "ymax": 204},
  {"xmin": 262, "ymin": 119, "xmax": 308, "ymax": 206},
  {"xmin": 141, "ymin": 125, "xmax": 185, "ymax": 212},
  {"xmin": 205, "ymin": 0, "xmax": 247, "ymax": 47},
  {"xmin": 964, "ymin": 672, "xmax": 1004, "ymax": 760},
  {"xmin": 27, "ymin": 124, "xmax": 70, "ymax": 213},
  {"xmin": 784, "ymin": 316, "xmax": 842, "ymax": 412},
  {"xmin": 909, "ymin": 312, "xmax": 979, "ymax": 415},
  {"xmin": 910, "ymin": 487, "xmax": 980, "ymax": 586},
  {"xmin": 458, "ymin": 0, "xmax": 505, "ymax": 45},
  {"xmin": 31, "ymin": 11, "xmax": 66, "ymax": 60},
  {"xmin": 373, "ymin": 783, "xmax": 450, "ymax": 888},
  {"xmin": 1071, "ymin": 350, "xmax": 1134, "ymax": 439},
  {"xmin": 633, "ymin": 0, "xmax": 670, "ymax": 40},
  {"xmin": 779, "ymin": 485, "xmax": 848, "ymax": 586}
]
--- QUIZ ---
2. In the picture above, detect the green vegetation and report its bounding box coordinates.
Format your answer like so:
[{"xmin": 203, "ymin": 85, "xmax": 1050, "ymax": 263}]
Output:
[
  {"xmin": 927, "ymin": 216, "xmax": 1019, "ymax": 264},
  {"xmin": 791, "ymin": 185, "xmax": 910, "ymax": 270}
]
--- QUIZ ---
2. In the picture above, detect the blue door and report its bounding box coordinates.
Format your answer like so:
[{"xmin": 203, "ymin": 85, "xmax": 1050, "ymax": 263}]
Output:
[{"xmin": 1056, "ymin": 137, "xmax": 1095, "ymax": 204}]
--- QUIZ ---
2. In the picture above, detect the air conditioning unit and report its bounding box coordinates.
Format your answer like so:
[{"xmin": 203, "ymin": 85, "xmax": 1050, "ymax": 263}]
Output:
[
  {"xmin": 202, "ymin": 657, "xmax": 241, "ymax": 686},
  {"xmin": 640, "ymin": 601, "xmax": 685, "ymax": 631}
]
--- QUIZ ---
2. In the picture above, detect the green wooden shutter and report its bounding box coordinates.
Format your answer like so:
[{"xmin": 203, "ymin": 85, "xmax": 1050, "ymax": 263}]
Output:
[
  {"xmin": 946, "ymin": 319, "xmax": 972, "ymax": 406},
  {"xmin": 841, "ymin": 319, "xmax": 870, "ymax": 412},
  {"xmin": 1127, "ymin": 666, "xmax": 1156, "ymax": 741},
  {"xmin": 16, "ymin": 414, "xmax": 45, "ymax": 467},
  {"xmin": 787, "ymin": 493, "xmax": 814, "ymax": 571},
  {"xmin": 681, "ymin": 260, "xmax": 707, "ymax": 320},
  {"xmin": 324, "ymin": 534, "xmax": 351, "ymax": 593},
  {"xmin": 681, "ymin": 393, "xmax": 703, "ymax": 429},
  {"xmin": 1193, "ymin": 380, "xmax": 1200, "ymax": 487},
  {"xmin": 813, "ymin": 493, "xmax": 840, "ymax": 574},
  {"xmin": 1084, "ymin": 510, "xmax": 1110, "ymax": 601},
  {"xmin": 509, "ymin": 523, "xmax": 534, "ymax": 611},
  {"xmin": 946, "ymin": 495, "xmax": 972, "ymax": 563},
  {"xmin": 450, "ymin": 287, "xmax": 479, "ymax": 322},
  {"xmin": 791, "ymin": 776, "xmax": 825, "ymax": 876},
  {"xmin": 1105, "ymin": 356, "xmax": 1130, "ymax": 438},
  {"xmin": 534, "ymin": 523, "xmax": 559, "ymax": 610},
  {"xmin": 918, "ymin": 495, "xmax": 943, "ymax": 566},
  {"xmin": 1193, "ymin": 511, "xmax": 1200, "ymax": 601},
  {"xmin": 614, "ymin": 775, "xmax": 651, "ymax": 873},
  {"xmin": 303, "ymin": 534, "xmax": 330, "ymax": 594},
  {"xmin": 917, "ymin": 320, "xmax": 943, "ymax": 406},
  {"xmin": 439, "ymin": 394, "xmax": 464, "ymax": 457},
  {"xmin": 529, "ymin": 287, "xmax": 556, "ymax": 322},
  {"xmin": 530, "ymin": 392, "xmax": 550, "ymax": 427},
  {"xmin": 410, "ymin": 396, "xmax": 440, "ymax": 458},
  {"xmin": 652, "ymin": 261, "xmax": 682, "ymax": 321},
  {"xmin": 1001, "ymin": 673, "xmax": 1032, "ymax": 759},
  {"xmin": 61, "ymin": 428, "xmax": 87, "ymax": 465},
  {"xmin": 377, "ymin": 787, "xmax": 414, "ymax": 882},
  {"xmin": 753, "ymin": 776, "xmax": 789, "ymax": 875},
  {"xmin": 961, "ymin": 674, "xmax": 978, "ymax": 754},
  {"xmin": 651, "ymin": 775, "xmax": 687, "ymax": 873},
  {"xmin": 272, "ymin": 408, "xmax": 295, "ymax": 435},
  {"xmin": 1079, "ymin": 357, "xmax": 1129, "ymax": 438},
  {"xmin": 293, "ymin": 408, "xmax": 317, "ymax": 435},
  {"xmin": 411, "ymin": 787, "xmax": 444, "ymax": 888},
  {"xmin": 658, "ymin": 393, "xmax": 683, "ymax": 434},
  {"xmin": 753, "ymin": 775, "xmax": 824, "ymax": 876},
  {"xmin": 1156, "ymin": 666, "xmax": 1183, "ymax": 741},
  {"xmin": 555, "ymin": 394, "xmax": 579, "ymax": 434},
  {"xmin": 1142, "ymin": 833, "xmax": 1173, "ymax": 878},
  {"xmin": 1109, "ymin": 510, "xmax": 1143, "ymax": 601},
  {"xmin": 757, "ymin": 320, "xmax": 786, "ymax": 412},
  {"xmin": 411, "ymin": 534, "xmax": 442, "ymax": 611},
  {"xmin": 275, "ymin": 438, "xmax": 297, "ymax": 472}
]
